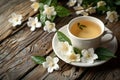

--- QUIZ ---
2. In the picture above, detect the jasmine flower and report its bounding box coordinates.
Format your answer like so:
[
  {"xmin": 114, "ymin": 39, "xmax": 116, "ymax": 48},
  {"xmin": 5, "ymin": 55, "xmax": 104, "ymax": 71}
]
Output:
[
  {"xmin": 31, "ymin": 2, "xmax": 39, "ymax": 11},
  {"xmin": 58, "ymin": 41, "xmax": 73, "ymax": 55},
  {"xmin": 43, "ymin": 5, "xmax": 56, "ymax": 19},
  {"xmin": 81, "ymin": 48, "xmax": 98, "ymax": 63},
  {"xmin": 65, "ymin": 51, "xmax": 80, "ymax": 63},
  {"xmin": 43, "ymin": 20, "xmax": 56, "ymax": 33},
  {"xmin": 86, "ymin": 7, "xmax": 96, "ymax": 14},
  {"xmin": 8, "ymin": 13, "xmax": 22, "ymax": 27},
  {"xmin": 42, "ymin": 56, "xmax": 59, "ymax": 73},
  {"xmin": 58, "ymin": 41, "xmax": 80, "ymax": 63},
  {"xmin": 27, "ymin": 17, "xmax": 41, "ymax": 31},
  {"xmin": 97, "ymin": 1, "xmax": 106, "ymax": 8},
  {"xmin": 67, "ymin": 0, "xmax": 77, "ymax": 7},
  {"xmin": 106, "ymin": 11, "xmax": 119, "ymax": 22},
  {"xmin": 76, "ymin": 10, "xmax": 89, "ymax": 16}
]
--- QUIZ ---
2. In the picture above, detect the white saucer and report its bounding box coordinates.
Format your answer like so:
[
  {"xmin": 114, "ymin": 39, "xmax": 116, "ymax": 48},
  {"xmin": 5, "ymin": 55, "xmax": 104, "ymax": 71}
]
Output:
[{"xmin": 52, "ymin": 25, "xmax": 118, "ymax": 67}]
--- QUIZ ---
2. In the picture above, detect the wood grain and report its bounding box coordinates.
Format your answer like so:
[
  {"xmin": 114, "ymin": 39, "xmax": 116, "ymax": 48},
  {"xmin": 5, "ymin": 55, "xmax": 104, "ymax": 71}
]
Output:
[
  {"xmin": 0, "ymin": 0, "xmax": 35, "ymax": 42},
  {"xmin": 0, "ymin": 0, "xmax": 120, "ymax": 80}
]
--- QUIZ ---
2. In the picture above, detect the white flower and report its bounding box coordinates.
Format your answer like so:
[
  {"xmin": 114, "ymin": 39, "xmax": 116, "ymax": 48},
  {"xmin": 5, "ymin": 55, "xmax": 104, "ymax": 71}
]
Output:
[
  {"xmin": 97, "ymin": 1, "xmax": 106, "ymax": 8},
  {"xmin": 106, "ymin": 11, "xmax": 119, "ymax": 22},
  {"xmin": 44, "ymin": 20, "xmax": 56, "ymax": 33},
  {"xmin": 30, "ymin": 0, "xmax": 35, "ymax": 1},
  {"xmin": 42, "ymin": 56, "xmax": 59, "ymax": 73},
  {"xmin": 86, "ymin": 7, "xmax": 96, "ymax": 14},
  {"xmin": 72, "ymin": 0, "xmax": 83, "ymax": 10},
  {"xmin": 8, "ymin": 13, "xmax": 22, "ymax": 27},
  {"xmin": 58, "ymin": 41, "xmax": 80, "ymax": 63},
  {"xmin": 76, "ymin": 10, "xmax": 89, "ymax": 16},
  {"xmin": 81, "ymin": 48, "xmax": 98, "ymax": 63},
  {"xmin": 27, "ymin": 17, "xmax": 41, "ymax": 31},
  {"xmin": 31, "ymin": 2, "xmax": 39, "ymax": 11},
  {"xmin": 65, "ymin": 51, "xmax": 80, "ymax": 63},
  {"xmin": 67, "ymin": 0, "xmax": 77, "ymax": 7},
  {"xmin": 43, "ymin": 5, "xmax": 56, "ymax": 19},
  {"xmin": 73, "ymin": 3, "xmax": 84, "ymax": 11},
  {"xmin": 58, "ymin": 41, "xmax": 73, "ymax": 55}
]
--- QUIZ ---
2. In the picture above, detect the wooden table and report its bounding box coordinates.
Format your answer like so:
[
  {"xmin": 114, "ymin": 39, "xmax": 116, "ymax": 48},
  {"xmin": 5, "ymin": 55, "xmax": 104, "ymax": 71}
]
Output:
[{"xmin": 0, "ymin": 0, "xmax": 120, "ymax": 80}]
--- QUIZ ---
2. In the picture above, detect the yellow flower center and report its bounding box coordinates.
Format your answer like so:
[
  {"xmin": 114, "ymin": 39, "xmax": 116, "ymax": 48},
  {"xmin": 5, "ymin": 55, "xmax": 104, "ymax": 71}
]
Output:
[
  {"xmin": 33, "ymin": 2, "xmax": 39, "ymax": 9},
  {"xmin": 86, "ymin": 53, "xmax": 91, "ymax": 58},
  {"xmin": 46, "ymin": 8, "xmax": 51, "ymax": 13},
  {"xmin": 13, "ymin": 17, "xmax": 19, "ymax": 22},
  {"xmin": 49, "ymin": 62, "xmax": 54, "ymax": 67},
  {"xmin": 48, "ymin": 24, "xmax": 54, "ymax": 30},
  {"xmin": 32, "ymin": 21, "xmax": 36, "ymax": 26},
  {"xmin": 61, "ymin": 44, "xmax": 69, "ymax": 51},
  {"xmin": 69, "ymin": 53, "xmax": 77, "ymax": 60}
]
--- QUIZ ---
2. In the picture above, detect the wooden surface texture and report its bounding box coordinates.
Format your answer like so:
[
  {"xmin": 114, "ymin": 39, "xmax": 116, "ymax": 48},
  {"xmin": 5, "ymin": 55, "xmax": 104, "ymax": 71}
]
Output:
[{"xmin": 0, "ymin": 0, "xmax": 120, "ymax": 80}]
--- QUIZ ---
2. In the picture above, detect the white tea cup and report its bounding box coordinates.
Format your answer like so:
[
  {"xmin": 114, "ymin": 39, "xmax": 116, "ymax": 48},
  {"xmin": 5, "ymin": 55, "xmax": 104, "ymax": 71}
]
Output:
[{"xmin": 67, "ymin": 16, "xmax": 114, "ymax": 49}]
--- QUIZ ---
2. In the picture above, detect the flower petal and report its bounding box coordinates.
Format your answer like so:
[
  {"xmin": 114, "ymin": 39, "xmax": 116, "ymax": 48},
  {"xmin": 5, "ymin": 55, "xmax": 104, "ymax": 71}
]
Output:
[
  {"xmin": 53, "ymin": 57, "xmax": 59, "ymax": 64},
  {"xmin": 88, "ymin": 48, "xmax": 94, "ymax": 54},
  {"xmin": 46, "ymin": 56, "xmax": 53, "ymax": 62},
  {"xmin": 30, "ymin": 26, "xmax": 36, "ymax": 31},
  {"xmin": 42, "ymin": 62, "xmax": 49, "ymax": 68},
  {"xmin": 43, "ymin": 5, "xmax": 56, "ymax": 19},
  {"xmin": 48, "ymin": 67, "xmax": 54, "ymax": 73},
  {"xmin": 67, "ymin": 0, "xmax": 77, "ymax": 7},
  {"xmin": 93, "ymin": 54, "xmax": 98, "ymax": 59},
  {"xmin": 36, "ymin": 22, "xmax": 41, "ymax": 28},
  {"xmin": 81, "ymin": 48, "xmax": 98, "ymax": 63},
  {"xmin": 44, "ymin": 20, "xmax": 56, "ymax": 33},
  {"xmin": 30, "ymin": 0, "xmax": 36, "ymax": 2},
  {"xmin": 53, "ymin": 64, "xmax": 59, "ymax": 70}
]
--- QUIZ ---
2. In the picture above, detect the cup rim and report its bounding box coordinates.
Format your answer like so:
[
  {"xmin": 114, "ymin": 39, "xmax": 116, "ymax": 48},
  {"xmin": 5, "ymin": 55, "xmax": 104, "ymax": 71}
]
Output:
[{"xmin": 67, "ymin": 16, "xmax": 105, "ymax": 40}]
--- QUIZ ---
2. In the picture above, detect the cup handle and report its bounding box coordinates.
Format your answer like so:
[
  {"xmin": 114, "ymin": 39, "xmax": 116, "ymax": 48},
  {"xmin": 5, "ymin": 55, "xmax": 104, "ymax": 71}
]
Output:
[{"xmin": 101, "ymin": 30, "xmax": 114, "ymax": 44}]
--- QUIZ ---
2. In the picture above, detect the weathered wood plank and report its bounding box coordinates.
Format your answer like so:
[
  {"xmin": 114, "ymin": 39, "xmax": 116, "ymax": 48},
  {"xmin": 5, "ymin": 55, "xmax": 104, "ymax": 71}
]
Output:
[
  {"xmin": 21, "ymin": 53, "xmax": 65, "ymax": 80},
  {"xmin": 80, "ymin": 60, "xmax": 120, "ymax": 80},
  {"xmin": 23, "ymin": 58, "xmax": 87, "ymax": 80},
  {"xmin": 0, "ymin": 0, "xmax": 120, "ymax": 79},
  {"xmin": 0, "ymin": 13, "xmax": 76, "ymax": 80},
  {"xmin": 0, "ymin": 0, "xmax": 35, "ymax": 42},
  {"xmin": 0, "ymin": 31, "xmax": 55, "ymax": 80},
  {"xmin": 0, "ymin": 12, "xmax": 73, "ymax": 68},
  {"xmin": 44, "ymin": 66, "xmax": 86, "ymax": 80}
]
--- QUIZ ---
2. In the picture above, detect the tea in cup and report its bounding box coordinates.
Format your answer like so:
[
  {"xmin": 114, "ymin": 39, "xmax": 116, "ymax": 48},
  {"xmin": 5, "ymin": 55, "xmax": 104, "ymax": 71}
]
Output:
[{"xmin": 67, "ymin": 16, "xmax": 114, "ymax": 49}]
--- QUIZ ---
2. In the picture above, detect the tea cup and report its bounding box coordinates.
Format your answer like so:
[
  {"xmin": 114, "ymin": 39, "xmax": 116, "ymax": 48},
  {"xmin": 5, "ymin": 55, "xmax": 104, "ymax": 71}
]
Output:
[{"xmin": 67, "ymin": 16, "xmax": 114, "ymax": 49}]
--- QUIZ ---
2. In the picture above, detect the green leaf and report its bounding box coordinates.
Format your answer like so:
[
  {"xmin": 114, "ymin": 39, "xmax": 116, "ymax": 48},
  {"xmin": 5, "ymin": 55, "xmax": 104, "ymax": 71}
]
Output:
[
  {"xmin": 95, "ymin": 47, "xmax": 116, "ymax": 60},
  {"xmin": 31, "ymin": 56, "xmax": 46, "ymax": 64},
  {"xmin": 40, "ymin": 13, "xmax": 46, "ymax": 25},
  {"xmin": 39, "ymin": 3, "xmax": 44, "ymax": 12},
  {"xmin": 37, "ymin": 14, "xmax": 41, "ymax": 21},
  {"xmin": 115, "ymin": 1, "xmax": 120, "ymax": 5},
  {"xmin": 49, "ymin": 15, "xmax": 56, "ymax": 22},
  {"xmin": 57, "ymin": 31, "xmax": 72, "ymax": 45},
  {"xmin": 55, "ymin": 5, "xmax": 70, "ymax": 17},
  {"xmin": 51, "ymin": 0, "xmax": 58, "ymax": 6},
  {"xmin": 40, "ymin": 0, "xmax": 52, "ymax": 6},
  {"xmin": 97, "ymin": 6, "xmax": 108, "ymax": 11},
  {"xmin": 73, "ymin": 47, "xmax": 81, "ymax": 55},
  {"xmin": 77, "ymin": 23, "xmax": 87, "ymax": 30}
]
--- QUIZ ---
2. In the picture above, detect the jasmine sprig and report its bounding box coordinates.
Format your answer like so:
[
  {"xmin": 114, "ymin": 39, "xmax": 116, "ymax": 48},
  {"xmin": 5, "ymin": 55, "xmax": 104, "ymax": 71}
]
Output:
[
  {"xmin": 57, "ymin": 31, "xmax": 116, "ymax": 60},
  {"xmin": 77, "ymin": 22, "xmax": 87, "ymax": 30},
  {"xmin": 38, "ymin": 0, "xmax": 70, "ymax": 25}
]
